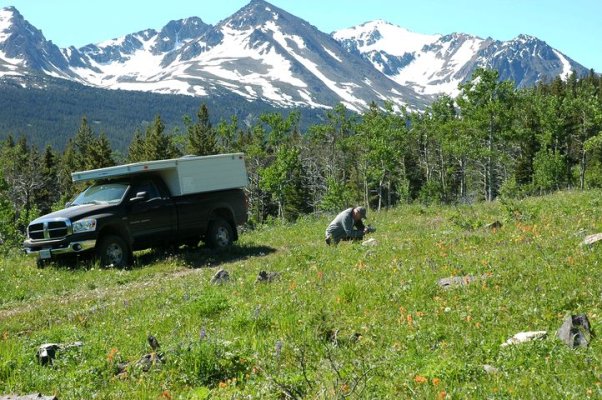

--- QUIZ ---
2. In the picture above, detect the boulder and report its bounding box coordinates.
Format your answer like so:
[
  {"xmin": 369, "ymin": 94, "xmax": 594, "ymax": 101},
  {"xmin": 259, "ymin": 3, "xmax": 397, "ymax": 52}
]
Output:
[
  {"xmin": 210, "ymin": 269, "xmax": 230, "ymax": 284},
  {"xmin": 556, "ymin": 314, "xmax": 594, "ymax": 348}
]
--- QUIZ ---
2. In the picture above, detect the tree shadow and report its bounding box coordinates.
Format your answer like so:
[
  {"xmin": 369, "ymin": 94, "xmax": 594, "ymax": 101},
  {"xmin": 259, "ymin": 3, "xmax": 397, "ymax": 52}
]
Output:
[{"xmin": 133, "ymin": 243, "xmax": 277, "ymax": 270}]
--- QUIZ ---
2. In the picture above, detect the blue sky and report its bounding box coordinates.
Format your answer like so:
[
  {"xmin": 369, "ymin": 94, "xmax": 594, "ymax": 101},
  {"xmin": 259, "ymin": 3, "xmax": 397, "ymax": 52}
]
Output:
[{"xmin": 3, "ymin": 0, "xmax": 601, "ymax": 72}]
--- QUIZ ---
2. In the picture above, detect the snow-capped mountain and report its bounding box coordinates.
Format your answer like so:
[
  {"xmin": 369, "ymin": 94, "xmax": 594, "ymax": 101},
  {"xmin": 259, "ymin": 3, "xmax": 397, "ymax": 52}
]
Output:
[
  {"xmin": 0, "ymin": 1, "xmax": 591, "ymax": 112},
  {"xmin": 0, "ymin": 6, "xmax": 71, "ymax": 79},
  {"xmin": 333, "ymin": 20, "xmax": 589, "ymax": 97},
  {"xmin": 68, "ymin": 0, "xmax": 426, "ymax": 111}
]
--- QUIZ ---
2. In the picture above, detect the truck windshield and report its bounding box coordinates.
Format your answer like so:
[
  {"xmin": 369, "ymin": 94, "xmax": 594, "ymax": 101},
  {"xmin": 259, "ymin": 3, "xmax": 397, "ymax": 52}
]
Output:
[{"xmin": 71, "ymin": 183, "xmax": 128, "ymax": 205}]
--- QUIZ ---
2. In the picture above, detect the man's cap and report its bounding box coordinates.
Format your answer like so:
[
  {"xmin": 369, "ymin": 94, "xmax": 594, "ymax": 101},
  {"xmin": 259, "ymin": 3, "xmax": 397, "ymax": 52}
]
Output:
[{"xmin": 356, "ymin": 206, "xmax": 367, "ymax": 219}]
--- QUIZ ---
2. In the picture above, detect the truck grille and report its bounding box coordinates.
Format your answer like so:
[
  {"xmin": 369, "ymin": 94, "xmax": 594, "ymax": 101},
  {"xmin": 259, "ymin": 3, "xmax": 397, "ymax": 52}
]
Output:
[{"xmin": 28, "ymin": 219, "xmax": 70, "ymax": 240}]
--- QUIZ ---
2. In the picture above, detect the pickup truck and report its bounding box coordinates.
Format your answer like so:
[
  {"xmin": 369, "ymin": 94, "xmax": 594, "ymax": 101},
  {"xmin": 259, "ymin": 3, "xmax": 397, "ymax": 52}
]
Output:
[{"xmin": 23, "ymin": 154, "xmax": 248, "ymax": 267}]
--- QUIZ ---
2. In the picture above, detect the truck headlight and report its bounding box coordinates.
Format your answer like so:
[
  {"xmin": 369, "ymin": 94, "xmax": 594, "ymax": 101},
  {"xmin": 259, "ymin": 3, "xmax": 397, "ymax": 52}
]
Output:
[{"xmin": 72, "ymin": 218, "xmax": 97, "ymax": 233}]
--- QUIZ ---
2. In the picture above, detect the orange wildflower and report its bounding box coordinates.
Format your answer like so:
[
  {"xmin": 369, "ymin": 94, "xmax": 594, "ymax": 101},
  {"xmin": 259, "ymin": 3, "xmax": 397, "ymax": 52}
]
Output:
[{"xmin": 106, "ymin": 348, "xmax": 118, "ymax": 362}]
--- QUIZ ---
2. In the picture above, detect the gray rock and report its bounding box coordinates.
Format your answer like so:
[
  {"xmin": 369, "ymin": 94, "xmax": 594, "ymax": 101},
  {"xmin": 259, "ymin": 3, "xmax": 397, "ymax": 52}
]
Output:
[
  {"xmin": 483, "ymin": 364, "xmax": 499, "ymax": 374},
  {"xmin": 582, "ymin": 233, "xmax": 602, "ymax": 246},
  {"xmin": 485, "ymin": 221, "xmax": 502, "ymax": 230},
  {"xmin": 361, "ymin": 238, "xmax": 378, "ymax": 246},
  {"xmin": 256, "ymin": 271, "xmax": 280, "ymax": 283},
  {"xmin": 438, "ymin": 274, "xmax": 490, "ymax": 289},
  {"xmin": 36, "ymin": 344, "xmax": 61, "ymax": 366},
  {"xmin": 556, "ymin": 314, "xmax": 594, "ymax": 348},
  {"xmin": 210, "ymin": 269, "xmax": 230, "ymax": 284},
  {"xmin": 0, "ymin": 395, "xmax": 58, "ymax": 400},
  {"xmin": 36, "ymin": 341, "xmax": 83, "ymax": 366},
  {"xmin": 147, "ymin": 335, "xmax": 160, "ymax": 351},
  {"xmin": 501, "ymin": 331, "xmax": 547, "ymax": 347},
  {"xmin": 135, "ymin": 352, "xmax": 165, "ymax": 372}
]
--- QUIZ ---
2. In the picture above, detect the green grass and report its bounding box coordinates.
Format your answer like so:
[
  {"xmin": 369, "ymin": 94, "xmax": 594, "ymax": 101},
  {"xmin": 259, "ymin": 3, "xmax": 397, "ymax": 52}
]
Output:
[{"xmin": 1, "ymin": 190, "xmax": 602, "ymax": 399}]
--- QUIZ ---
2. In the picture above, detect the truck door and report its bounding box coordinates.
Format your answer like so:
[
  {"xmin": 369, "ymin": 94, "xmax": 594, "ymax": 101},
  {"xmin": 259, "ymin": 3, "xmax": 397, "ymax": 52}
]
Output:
[{"xmin": 126, "ymin": 179, "xmax": 176, "ymax": 247}]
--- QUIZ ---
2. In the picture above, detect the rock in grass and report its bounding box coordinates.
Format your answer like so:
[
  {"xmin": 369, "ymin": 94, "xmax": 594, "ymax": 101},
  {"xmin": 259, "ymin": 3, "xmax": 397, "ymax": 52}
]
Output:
[
  {"xmin": 581, "ymin": 233, "xmax": 602, "ymax": 246},
  {"xmin": 484, "ymin": 220, "xmax": 502, "ymax": 230},
  {"xmin": 483, "ymin": 364, "xmax": 499, "ymax": 374},
  {"xmin": 135, "ymin": 352, "xmax": 165, "ymax": 372},
  {"xmin": 556, "ymin": 314, "xmax": 594, "ymax": 348},
  {"xmin": 0, "ymin": 395, "xmax": 58, "ymax": 400},
  {"xmin": 437, "ymin": 274, "xmax": 490, "ymax": 289},
  {"xmin": 147, "ymin": 335, "xmax": 160, "ymax": 351},
  {"xmin": 210, "ymin": 269, "xmax": 230, "ymax": 284},
  {"xmin": 36, "ymin": 343, "xmax": 61, "ymax": 366},
  {"xmin": 361, "ymin": 238, "xmax": 378, "ymax": 246},
  {"xmin": 35, "ymin": 341, "xmax": 83, "ymax": 366},
  {"xmin": 501, "ymin": 331, "xmax": 547, "ymax": 347},
  {"xmin": 256, "ymin": 270, "xmax": 280, "ymax": 283}
]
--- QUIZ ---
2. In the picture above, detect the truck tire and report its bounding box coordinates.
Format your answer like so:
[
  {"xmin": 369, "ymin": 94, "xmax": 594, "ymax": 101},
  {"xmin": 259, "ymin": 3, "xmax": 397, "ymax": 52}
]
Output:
[
  {"xmin": 97, "ymin": 235, "xmax": 131, "ymax": 267},
  {"xmin": 206, "ymin": 219, "xmax": 233, "ymax": 249}
]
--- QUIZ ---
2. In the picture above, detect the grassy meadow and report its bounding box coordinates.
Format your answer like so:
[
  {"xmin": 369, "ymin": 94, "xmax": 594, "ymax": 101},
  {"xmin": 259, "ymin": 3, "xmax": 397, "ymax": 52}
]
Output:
[{"xmin": 1, "ymin": 190, "xmax": 601, "ymax": 399}]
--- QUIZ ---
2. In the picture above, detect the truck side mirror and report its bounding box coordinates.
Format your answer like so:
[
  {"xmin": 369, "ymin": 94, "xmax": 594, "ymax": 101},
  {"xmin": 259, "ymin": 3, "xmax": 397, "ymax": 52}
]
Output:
[{"xmin": 130, "ymin": 191, "xmax": 148, "ymax": 202}]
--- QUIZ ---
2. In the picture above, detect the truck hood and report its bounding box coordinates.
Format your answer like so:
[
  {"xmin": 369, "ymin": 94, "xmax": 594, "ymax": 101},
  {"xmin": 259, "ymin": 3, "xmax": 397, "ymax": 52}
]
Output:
[{"xmin": 30, "ymin": 203, "xmax": 117, "ymax": 223}]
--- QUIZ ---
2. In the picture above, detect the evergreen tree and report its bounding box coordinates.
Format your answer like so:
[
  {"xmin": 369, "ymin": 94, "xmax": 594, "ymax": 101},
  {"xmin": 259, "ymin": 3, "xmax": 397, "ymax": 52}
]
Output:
[
  {"xmin": 73, "ymin": 116, "xmax": 96, "ymax": 171},
  {"xmin": 186, "ymin": 104, "xmax": 218, "ymax": 156},
  {"xmin": 144, "ymin": 115, "xmax": 180, "ymax": 160},
  {"xmin": 91, "ymin": 133, "xmax": 115, "ymax": 169},
  {"xmin": 127, "ymin": 129, "xmax": 146, "ymax": 162}
]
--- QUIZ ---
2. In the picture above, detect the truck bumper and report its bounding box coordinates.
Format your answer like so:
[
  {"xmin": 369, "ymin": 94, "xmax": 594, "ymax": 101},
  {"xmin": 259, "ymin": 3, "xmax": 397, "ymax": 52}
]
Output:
[{"xmin": 23, "ymin": 239, "xmax": 97, "ymax": 259}]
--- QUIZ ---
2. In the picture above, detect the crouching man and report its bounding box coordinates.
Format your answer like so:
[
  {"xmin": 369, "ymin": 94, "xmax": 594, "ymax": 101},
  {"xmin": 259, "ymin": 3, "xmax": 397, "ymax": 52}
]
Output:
[{"xmin": 325, "ymin": 206, "xmax": 373, "ymax": 245}]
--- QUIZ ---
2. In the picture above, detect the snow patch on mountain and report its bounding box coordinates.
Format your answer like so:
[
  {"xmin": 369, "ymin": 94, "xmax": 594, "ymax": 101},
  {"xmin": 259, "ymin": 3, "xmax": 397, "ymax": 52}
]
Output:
[
  {"xmin": 553, "ymin": 49, "xmax": 572, "ymax": 79},
  {"xmin": 334, "ymin": 20, "xmax": 439, "ymax": 56}
]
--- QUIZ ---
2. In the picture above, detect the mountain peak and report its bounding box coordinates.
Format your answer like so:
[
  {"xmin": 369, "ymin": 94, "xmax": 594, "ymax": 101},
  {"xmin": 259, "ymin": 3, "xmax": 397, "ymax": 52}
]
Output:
[
  {"xmin": 1, "ymin": 6, "xmax": 22, "ymax": 35},
  {"xmin": 224, "ymin": 0, "xmax": 291, "ymax": 30}
]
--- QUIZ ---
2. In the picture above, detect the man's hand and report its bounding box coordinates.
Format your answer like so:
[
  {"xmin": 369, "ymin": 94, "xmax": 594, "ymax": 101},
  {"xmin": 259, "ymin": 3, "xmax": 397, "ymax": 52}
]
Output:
[{"xmin": 364, "ymin": 225, "xmax": 376, "ymax": 233}]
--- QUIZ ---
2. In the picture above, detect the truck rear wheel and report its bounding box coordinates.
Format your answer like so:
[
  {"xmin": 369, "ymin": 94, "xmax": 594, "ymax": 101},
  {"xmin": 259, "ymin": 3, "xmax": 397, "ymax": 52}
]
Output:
[
  {"xmin": 97, "ymin": 235, "xmax": 131, "ymax": 267},
  {"xmin": 206, "ymin": 219, "xmax": 233, "ymax": 249}
]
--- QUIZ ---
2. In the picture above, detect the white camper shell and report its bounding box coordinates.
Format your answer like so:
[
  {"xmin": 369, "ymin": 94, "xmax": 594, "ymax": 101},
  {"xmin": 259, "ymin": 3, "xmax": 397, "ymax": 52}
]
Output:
[{"xmin": 71, "ymin": 153, "xmax": 248, "ymax": 196}]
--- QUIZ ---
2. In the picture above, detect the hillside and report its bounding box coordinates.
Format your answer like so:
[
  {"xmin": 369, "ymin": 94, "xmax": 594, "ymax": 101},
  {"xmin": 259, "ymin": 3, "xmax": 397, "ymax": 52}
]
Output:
[
  {"xmin": 1, "ymin": 190, "xmax": 601, "ymax": 398},
  {"xmin": 0, "ymin": 74, "xmax": 322, "ymax": 151}
]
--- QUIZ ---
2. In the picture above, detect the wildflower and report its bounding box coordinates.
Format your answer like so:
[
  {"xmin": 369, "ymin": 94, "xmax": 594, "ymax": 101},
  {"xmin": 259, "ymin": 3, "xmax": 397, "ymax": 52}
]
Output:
[
  {"xmin": 414, "ymin": 375, "xmax": 427, "ymax": 384},
  {"xmin": 107, "ymin": 348, "xmax": 118, "ymax": 362}
]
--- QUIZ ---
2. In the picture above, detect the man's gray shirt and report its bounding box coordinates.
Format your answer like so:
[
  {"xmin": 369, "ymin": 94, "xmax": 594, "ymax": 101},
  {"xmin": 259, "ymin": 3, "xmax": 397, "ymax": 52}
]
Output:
[{"xmin": 325, "ymin": 208, "xmax": 365, "ymax": 243}]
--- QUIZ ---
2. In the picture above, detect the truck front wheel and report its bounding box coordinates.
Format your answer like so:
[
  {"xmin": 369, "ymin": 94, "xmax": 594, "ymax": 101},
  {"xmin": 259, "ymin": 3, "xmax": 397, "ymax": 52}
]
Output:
[
  {"xmin": 206, "ymin": 219, "xmax": 233, "ymax": 249},
  {"xmin": 97, "ymin": 235, "xmax": 131, "ymax": 267}
]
